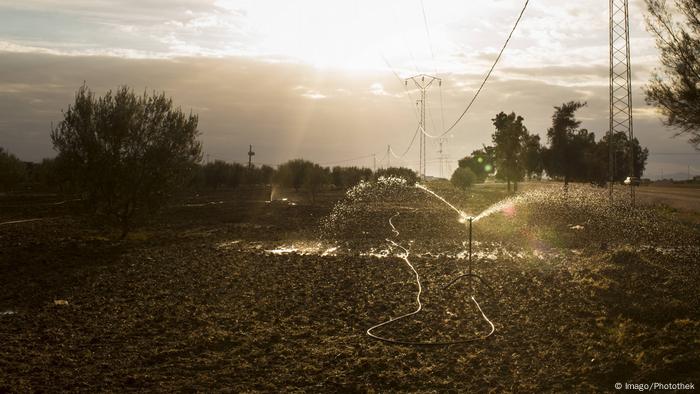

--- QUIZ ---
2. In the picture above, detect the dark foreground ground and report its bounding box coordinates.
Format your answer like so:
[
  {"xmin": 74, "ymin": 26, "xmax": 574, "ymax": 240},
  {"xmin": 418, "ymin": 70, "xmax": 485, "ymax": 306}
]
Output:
[{"xmin": 1, "ymin": 183, "xmax": 699, "ymax": 392}]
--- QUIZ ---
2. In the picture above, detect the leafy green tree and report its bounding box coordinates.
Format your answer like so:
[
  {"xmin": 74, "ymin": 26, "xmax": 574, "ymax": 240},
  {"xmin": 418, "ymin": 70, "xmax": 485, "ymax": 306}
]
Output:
[
  {"xmin": 273, "ymin": 159, "xmax": 312, "ymax": 191},
  {"xmin": 595, "ymin": 132, "xmax": 649, "ymax": 183},
  {"xmin": 542, "ymin": 101, "xmax": 587, "ymax": 186},
  {"xmin": 0, "ymin": 147, "xmax": 26, "ymax": 191},
  {"xmin": 273, "ymin": 159, "xmax": 331, "ymax": 202},
  {"xmin": 202, "ymin": 160, "xmax": 245, "ymax": 189},
  {"xmin": 644, "ymin": 0, "xmax": 700, "ymax": 149},
  {"xmin": 331, "ymin": 166, "xmax": 373, "ymax": 189},
  {"xmin": 538, "ymin": 100, "xmax": 649, "ymax": 185},
  {"xmin": 304, "ymin": 163, "xmax": 330, "ymax": 202},
  {"xmin": 243, "ymin": 164, "xmax": 274, "ymax": 185},
  {"xmin": 457, "ymin": 146, "xmax": 496, "ymax": 183},
  {"xmin": 568, "ymin": 129, "xmax": 597, "ymax": 182},
  {"xmin": 522, "ymin": 134, "xmax": 544, "ymax": 180},
  {"xmin": 51, "ymin": 85, "xmax": 202, "ymax": 238},
  {"xmin": 491, "ymin": 112, "xmax": 528, "ymax": 192},
  {"xmin": 26, "ymin": 157, "xmax": 73, "ymax": 192},
  {"xmin": 450, "ymin": 167, "xmax": 477, "ymax": 189}
]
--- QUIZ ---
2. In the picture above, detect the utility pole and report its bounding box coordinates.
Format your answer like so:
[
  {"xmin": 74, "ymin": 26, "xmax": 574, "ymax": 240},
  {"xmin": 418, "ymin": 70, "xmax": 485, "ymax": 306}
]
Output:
[
  {"xmin": 405, "ymin": 74, "xmax": 441, "ymax": 180},
  {"xmin": 609, "ymin": 0, "xmax": 636, "ymax": 205},
  {"xmin": 387, "ymin": 145, "xmax": 391, "ymax": 168},
  {"xmin": 438, "ymin": 140, "xmax": 444, "ymax": 178},
  {"xmin": 247, "ymin": 145, "xmax": 255, "ymax": 169},
  {"xmin": 373, "ymin": 154, "xmax": 376, "ymax": 172},
  {"xmin": 437, "ymin": 138, "xmax": 449, "ymax": 179}
]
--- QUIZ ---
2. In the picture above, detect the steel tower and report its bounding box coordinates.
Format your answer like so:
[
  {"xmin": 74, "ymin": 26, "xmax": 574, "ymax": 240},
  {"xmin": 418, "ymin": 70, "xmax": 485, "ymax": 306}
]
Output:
[
  {"xmin": 405, "ymin": 74, "xmax": 441, "ymax": 180},
  {"xmin": 609, "ymin": 0, "xmax": 636, "ymax": 203}
]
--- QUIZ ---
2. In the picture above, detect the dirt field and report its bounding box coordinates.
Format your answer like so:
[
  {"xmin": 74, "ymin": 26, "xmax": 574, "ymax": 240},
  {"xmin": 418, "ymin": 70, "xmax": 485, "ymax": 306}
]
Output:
[
  {"xmin": 635, "ymin": 185, "xmax": 700, "ymax": 213},
  {"xmin": 1, "ymin": 182, "xmax": 699, "ymax": 392}
]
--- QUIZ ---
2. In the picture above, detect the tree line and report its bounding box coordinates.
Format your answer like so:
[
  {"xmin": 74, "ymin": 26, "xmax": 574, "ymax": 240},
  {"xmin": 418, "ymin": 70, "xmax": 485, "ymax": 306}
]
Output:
[
  {"xmin": 0, "ymin": 85, "xmax": 417, "ymax": 237},
  {"xmin": 0, "ymin": 150, "xmax": 415, "ymax": 197},
  {"xmin": 451, "ymin": 101, "xmax": 649, "ymax": 191}
]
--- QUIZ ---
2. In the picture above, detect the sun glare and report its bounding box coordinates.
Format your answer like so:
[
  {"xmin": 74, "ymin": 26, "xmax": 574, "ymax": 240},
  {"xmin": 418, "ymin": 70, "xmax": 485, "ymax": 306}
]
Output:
[{"xmin": 217, "ymin": 0, "xmax": 457, "ymax": 72}]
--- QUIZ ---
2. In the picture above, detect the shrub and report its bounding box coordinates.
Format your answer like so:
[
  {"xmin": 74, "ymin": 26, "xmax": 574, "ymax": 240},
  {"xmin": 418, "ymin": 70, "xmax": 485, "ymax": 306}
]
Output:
[{"xmin": 451, "ymin": 167, "xmax": 477, "ymax": 189}]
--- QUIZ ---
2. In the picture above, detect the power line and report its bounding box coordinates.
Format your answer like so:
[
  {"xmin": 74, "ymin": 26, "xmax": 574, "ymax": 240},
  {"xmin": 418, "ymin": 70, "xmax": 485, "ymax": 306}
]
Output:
[
  {"xmin": 438, "ymin": 79, "xmax": 446, "ymax": 130},
  {"xmin": 388, "ymin": 0, "xmax": 420, "ymax": 74},
  {"xmin": 439, "ymin": 0, "xmax": 530, "ymax": 137},
  {"xmin": 406, "ymin": 74, "xmax": 442, "ymax": 179},
  {"xmin": 390, "ymin": 126, "xmax": 421, "ymax": 159},
  {"xmin": 420, "ymin": 124, "xmax": 441, "ymax": 139},
  {"xmin": 420, "ymin": 0, "xmax": 438, "ymax": 76},
  {"xmin": 419, "ymin": 0, "xmax": 447, "ymax": 134},
  {"xmin": 382, "ymin": 54, "xmax": 420, "ymax": 121}
]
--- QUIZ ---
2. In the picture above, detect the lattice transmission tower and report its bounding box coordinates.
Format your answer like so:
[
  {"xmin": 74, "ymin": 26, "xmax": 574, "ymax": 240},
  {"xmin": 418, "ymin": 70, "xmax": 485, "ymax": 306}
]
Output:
[
  {"xmin": 405, "ymin": 74, "xmax": 441, "ymax": 180},
  {"xmin": 609, "ymin": 0, "xmax": 636, "ymax": 204}
]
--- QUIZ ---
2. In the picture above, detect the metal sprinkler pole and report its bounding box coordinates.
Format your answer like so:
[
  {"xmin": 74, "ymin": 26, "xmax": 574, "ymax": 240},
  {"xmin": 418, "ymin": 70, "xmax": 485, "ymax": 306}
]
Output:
[{"xmin": 469, "ymin": 217, "xmax": 473, "ymax": 295}]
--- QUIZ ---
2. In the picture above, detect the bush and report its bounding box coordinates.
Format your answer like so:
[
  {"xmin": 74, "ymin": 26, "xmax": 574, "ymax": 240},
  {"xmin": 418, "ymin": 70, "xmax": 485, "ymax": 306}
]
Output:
[
  {"xmin": 51, "ymin": 85, "xmax": 202, "ymax": 238},
  {"xmin": 451, "ymin": 167, "xmax": 477, "ymax": 189}
]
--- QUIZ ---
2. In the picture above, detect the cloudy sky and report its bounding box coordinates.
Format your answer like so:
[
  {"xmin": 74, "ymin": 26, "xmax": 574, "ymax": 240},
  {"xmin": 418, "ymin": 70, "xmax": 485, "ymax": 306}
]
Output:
[{"xmin": 0, "ymin": 0, "xmax": 698, "ymax": 179}]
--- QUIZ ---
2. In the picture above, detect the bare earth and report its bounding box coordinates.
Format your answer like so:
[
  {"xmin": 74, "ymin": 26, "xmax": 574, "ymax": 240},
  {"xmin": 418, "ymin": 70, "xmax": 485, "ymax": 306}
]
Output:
[
  {"xmin": 1, "ymin": 184, "xmax": 698, "ymax": 392},
  {"xmin": 635, "ymin": 186, "xmax": 700, "ymax": 213}
]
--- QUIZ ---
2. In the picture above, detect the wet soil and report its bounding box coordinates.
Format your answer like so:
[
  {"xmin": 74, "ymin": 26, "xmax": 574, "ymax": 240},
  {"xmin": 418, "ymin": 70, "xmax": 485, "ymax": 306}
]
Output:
[{"xmin": 1, "ymin": 185, "xmax": 698, "ymax": 392}]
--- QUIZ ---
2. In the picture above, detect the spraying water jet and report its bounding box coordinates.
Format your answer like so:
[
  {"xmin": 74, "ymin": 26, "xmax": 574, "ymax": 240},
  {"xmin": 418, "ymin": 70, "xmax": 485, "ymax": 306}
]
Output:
[{"xmin": 366, "ymin": 184, "xmax": 496, "ymax": 346}]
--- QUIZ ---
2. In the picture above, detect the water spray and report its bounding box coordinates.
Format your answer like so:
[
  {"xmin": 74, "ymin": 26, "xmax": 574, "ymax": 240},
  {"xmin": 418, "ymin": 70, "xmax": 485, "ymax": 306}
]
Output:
[{"xmin": 366, "ymin": 185, "xmax": 496, "ymax": 346}]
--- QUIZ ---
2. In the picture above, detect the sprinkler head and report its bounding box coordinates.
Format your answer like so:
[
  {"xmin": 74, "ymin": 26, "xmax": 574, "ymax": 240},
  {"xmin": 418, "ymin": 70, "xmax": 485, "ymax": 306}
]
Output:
[{"xmin": 459, "ymin": 213, "xmax": 475, "ymax": 224}]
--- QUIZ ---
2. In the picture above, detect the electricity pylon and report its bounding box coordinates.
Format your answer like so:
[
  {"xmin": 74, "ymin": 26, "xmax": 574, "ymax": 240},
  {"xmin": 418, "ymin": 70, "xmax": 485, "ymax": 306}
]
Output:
[
  {"xmin": 609, "ymin": 0, "xmax": 636, "ymax": 204},
  {"xmin": 405, "ymin": 74, "xmax": 441, "ymax": 180},
  {"xmin": 437, "ymin": 138, "xmax": 449, "ymax": 178}
]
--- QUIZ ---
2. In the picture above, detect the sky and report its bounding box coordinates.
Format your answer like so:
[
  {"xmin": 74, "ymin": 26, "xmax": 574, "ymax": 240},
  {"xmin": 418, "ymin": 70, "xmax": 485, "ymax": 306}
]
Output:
[{"xmin": 0, "ymin": 0, "xmax": 698, "ymax": 179}]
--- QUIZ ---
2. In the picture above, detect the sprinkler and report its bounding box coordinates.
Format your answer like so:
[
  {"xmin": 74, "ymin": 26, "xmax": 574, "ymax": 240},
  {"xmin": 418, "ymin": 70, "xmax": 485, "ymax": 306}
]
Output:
[
  {"xmin": 468, "ymin": 216, "xmax": 473, "ymax": 295},
  {"xmin": 443, "ymin": 217, "xmax": 493, "ymax": 295},
  {"xmin": 366, "ymin": 184, "xmax": 496, "ymax": 346}
]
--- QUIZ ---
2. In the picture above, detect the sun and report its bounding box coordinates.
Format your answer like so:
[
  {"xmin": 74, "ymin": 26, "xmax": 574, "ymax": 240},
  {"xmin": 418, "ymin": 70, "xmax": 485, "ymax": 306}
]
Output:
[{"xmin": 218, "ymin": 0, "xmax": 456, "ymax": 72}]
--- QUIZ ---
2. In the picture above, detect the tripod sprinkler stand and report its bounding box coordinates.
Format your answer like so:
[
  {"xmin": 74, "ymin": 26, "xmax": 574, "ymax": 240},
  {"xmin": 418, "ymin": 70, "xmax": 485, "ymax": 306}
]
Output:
[{"xmin": 444, "ymin": 217, "xmax": 493, "ymax": 294}]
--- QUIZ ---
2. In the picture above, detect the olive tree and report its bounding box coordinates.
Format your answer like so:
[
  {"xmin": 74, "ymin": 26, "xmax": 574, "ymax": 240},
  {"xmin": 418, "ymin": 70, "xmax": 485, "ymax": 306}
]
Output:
[
  {"xmin": 273, "ymin": 159, "xmax": 330, "ymax": 202},
  {"xmin": 51, "ymin": 85, "xmax": 202, "ymax": 238},
  {"xmin": 450, "ymin": 167, "xmax": 477, "ymax": 190}
]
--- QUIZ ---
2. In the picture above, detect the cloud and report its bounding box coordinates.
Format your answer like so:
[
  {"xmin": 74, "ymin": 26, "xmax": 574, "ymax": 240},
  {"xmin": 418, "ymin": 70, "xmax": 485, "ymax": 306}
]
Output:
[{"xmin": 0, "ymin": 1, "xmax": 697, "ymax": 177}]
